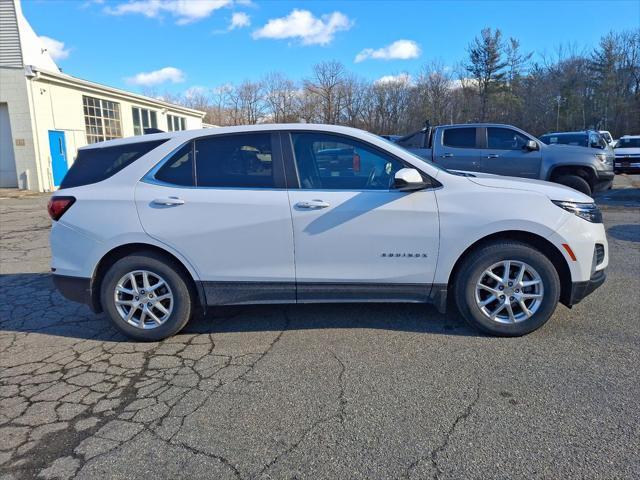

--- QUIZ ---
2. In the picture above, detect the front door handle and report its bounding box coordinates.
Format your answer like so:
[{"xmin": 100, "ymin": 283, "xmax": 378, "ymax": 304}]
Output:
[
  {"xmin": 441, "ymin": 153, "xmax": 454, "ymax": 158},
  {"xmin": 295, "ymin": 200, "xmax": 330, "ymax": 209},
  {"xmin": 486, "ymin": 154, "xmax": 500, "ymax": 159},
  {"xmin": 152, "ymin": 197, "xmax": 185, "ymax": 206}
]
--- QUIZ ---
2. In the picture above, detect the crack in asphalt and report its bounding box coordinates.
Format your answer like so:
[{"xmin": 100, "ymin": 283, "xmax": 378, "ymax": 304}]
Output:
[{"xmin": 403, "ymin": 377, "xmax": 482, "ymax": 480}]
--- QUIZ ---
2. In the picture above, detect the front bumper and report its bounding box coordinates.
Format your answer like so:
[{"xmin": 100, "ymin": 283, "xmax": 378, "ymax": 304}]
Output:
[
  {"xmin": 594, "ymin": 170, "xmax": 614, "ymax": 192},
  {"xmin": 614, "ymin": 160, "xmax": 640, "ymax": 174},
  {"xmin": 566, "ymin": 269, "xmax": 606, "ymax": 307}
]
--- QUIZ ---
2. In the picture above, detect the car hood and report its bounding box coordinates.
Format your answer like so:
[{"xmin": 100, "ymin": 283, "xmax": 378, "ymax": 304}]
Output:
[
  {"xmin": 464, "ymin": 171, "xmax": 594, "ymax": 202},
  {"xmin": 614, "ymin": 147, "xmax": 640, "ymax": 155},
  {"xmin": 545, "ymin": 143, "xmax": 613, "ymax": 157}
]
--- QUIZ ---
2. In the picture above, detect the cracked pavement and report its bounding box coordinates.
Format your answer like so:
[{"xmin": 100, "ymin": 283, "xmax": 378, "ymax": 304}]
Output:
[{"xmin": 1, "ymin": 179, "xmax": 639, "ymax": 479}]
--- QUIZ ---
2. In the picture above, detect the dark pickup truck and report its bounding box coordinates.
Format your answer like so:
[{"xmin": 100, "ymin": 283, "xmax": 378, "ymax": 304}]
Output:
[{"xmin": 393, "ymin": 123, "xmax": 615, "ymax": 196}]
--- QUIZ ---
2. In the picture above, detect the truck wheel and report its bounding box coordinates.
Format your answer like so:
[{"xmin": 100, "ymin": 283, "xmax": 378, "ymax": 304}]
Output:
[
  {"xmin": 453, "ymin": 241, "xmax": 560, "ymax": 336},
  {"xmin": 101, "ymin": 252, "xmax": 193, "ymax": 341},
  {"xmin": 556, "ymin": 175, "xmax": 592, "ymax": 196}
]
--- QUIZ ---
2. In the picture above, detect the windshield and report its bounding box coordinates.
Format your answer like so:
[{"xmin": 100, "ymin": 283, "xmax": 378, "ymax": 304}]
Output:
[{"xmin": 615, "ymin": 137, "xmax": 640, "ymax": 148}]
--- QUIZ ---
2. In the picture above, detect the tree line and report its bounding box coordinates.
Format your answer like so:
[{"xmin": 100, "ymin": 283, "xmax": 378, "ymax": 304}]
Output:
[{"xmin": 159, "ymin": 28, "xmax": 640, "ymax": 138}]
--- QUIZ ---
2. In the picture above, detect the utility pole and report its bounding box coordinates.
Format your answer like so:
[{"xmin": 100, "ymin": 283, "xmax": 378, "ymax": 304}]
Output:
[{"xmin": 556, "ymin": 95, "xmax": 562, "ymax": 131}]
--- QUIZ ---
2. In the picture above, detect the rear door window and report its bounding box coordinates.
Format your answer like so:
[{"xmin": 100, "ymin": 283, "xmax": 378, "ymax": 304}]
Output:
[
  {"xmin": 194, "ymin": 133, "xmax": 275, "ymax": 188},
  {"xmin": 154, "ymin": 143, "xmax": 194, "ymax": 186},
  {"xmin": 60, "ymin": 140, "xmax": 166, "ymax": 189},
  {"xmin": 442, "ymin": 128, "xmax": 476, "ymax": 148}
]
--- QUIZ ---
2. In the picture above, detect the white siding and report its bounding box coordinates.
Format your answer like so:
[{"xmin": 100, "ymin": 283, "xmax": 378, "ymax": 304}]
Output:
[{"xmin": 0, "ymin": 0, "xmax": 22, "ymax": 68}]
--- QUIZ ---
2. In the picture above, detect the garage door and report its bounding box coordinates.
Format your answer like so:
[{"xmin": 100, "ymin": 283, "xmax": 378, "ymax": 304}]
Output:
[{"xmin": 0, "ymin": 103, "xmax": 18, "ymax": 188}]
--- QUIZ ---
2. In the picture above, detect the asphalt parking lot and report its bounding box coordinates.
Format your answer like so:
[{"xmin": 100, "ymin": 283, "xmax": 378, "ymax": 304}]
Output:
[{"xmin": 1, "ymin": 176, "xmax": 639, "ymax": 480}]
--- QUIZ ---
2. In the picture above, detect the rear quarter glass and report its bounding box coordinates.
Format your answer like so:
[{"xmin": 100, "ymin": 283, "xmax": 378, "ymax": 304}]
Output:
[{"xmin": 59, "ymin": 140, "xmax": 168, "ymax": 189}]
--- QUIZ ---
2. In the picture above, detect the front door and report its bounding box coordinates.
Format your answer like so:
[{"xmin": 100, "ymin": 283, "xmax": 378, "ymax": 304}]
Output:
[
  {"xmin": 48, "ymin": 130, "xmax": 68, "ymax": 187},
  {"xmin": 480, "ymin": 127, "xmax": 542, "ymax": 178},
  {"xmin": 284, "ymin": 131, "xmax": 440, "ymax": 302},
  {"xmin": 136, "ymin": 132, "xmax": 296, "ymax": 303}
]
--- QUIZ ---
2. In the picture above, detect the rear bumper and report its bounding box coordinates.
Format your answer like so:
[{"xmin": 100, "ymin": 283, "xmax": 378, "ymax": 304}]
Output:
[
  {"xmin": 566, "ymin": 269, "xmax": 606, "ymax": 307},
  {"xmin": 52, "ymin": 274, "xmax": 94, "ymax": 309}
]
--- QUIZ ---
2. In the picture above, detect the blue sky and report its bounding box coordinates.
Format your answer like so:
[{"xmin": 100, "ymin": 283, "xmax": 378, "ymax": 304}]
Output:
[{"xmin": 25, "ymin": 0, "xmax": 640, "ymax": 95}]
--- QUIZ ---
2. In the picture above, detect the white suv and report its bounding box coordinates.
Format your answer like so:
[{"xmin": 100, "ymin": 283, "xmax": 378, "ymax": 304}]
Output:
[{"xmin": 49, "ymin": 124, "xmax": 608, "ymax": 340}]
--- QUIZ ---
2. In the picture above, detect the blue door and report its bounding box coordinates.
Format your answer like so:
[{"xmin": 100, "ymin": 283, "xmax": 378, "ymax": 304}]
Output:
[{"xmin": 48, "ymin": 130, "xmax": 68, "ymax": 187}]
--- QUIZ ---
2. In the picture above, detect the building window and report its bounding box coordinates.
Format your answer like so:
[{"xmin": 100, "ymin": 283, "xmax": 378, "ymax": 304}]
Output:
[
  {"xmin": 83, "ymin": 96, "xmax": 122, "ymax": 144},
  {"xmin": 132, "ymin": 107, "xmax": 158, "ymax": 136},
  {"xmin": 167, "ymin": 114, "xmax": 186, "ymax": 132}
]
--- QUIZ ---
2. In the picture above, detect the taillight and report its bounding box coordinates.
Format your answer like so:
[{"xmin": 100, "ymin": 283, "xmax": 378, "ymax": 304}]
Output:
[{"xmin": 47, "ymin": 196, "xmax": 75, "ymax": 221}]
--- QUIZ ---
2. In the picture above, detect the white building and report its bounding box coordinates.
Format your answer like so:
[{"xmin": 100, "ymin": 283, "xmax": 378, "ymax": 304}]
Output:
[{"xmin": 0, "ymin": 0, "xmax": 205, "ymax": 191}]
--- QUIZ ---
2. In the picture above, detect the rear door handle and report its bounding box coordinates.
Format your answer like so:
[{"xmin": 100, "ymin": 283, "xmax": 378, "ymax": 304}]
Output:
[
  {"xmin": 152, "ymin": 197, "xmax": 185, "ymax": 206},
  {"xmin": 441, "ymin": 153, "xmax": 454, "ymax": 158},
  {"xmin": 295, "ymin": 200, "xmax": 330, "ymax": 209},
  {"xmin": 486, "ymin": 154, "xmax": 500, "ymax": 159}
]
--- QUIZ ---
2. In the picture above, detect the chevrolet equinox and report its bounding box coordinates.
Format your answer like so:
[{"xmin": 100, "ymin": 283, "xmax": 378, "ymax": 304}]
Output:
[{"xmin": 49, "ymin": 124, "xmax": 608, "ymax": 340}]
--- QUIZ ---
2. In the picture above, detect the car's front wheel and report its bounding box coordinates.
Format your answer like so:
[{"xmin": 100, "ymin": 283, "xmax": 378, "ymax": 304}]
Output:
[
  {"xmin": 556, "ymin": 174, "xmax": 592, "ymax": 196},
  {"xmin": 101, "ymin": 252, "xmax": 193, "ymax": 341},
  {"xmin": 453, "ymin": 241, "xmax": 561, "ymax": 336}
]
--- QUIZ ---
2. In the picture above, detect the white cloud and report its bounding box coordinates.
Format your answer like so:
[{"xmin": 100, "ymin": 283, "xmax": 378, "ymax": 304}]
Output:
[
  {"xmin": 39, "ymin": 36, "xmax": 70, "ymax": 61},
  {"xmin": 229, "ymin": 12, "xmax": 250, "ymax": 29},
  {"xmin": 355, "ymin": 40, "xmax": 421, "ymax": 63},
  {"xmin": 252, "ymin": 9, "xmax": 352, "ymax": 46},
  {"xmin": 126, "ymin": 67, "xmax": 186, "ymax": 86},
  {"xmin": 105, "ymin": 0, "xmax": 232, "ymax": 25},
  {"xmin": 375, "ymin": 73, "xmax": 412, "ymax": 85}
]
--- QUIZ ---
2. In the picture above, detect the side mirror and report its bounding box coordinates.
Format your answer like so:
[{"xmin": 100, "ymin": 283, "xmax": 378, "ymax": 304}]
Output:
[
  {"xmin": 524, "ymin": 140, "xmax": 539, "ymax": 151},
  {"xmin": 393, "ymin": 168, "xmax": 429, "ymax": 191}
]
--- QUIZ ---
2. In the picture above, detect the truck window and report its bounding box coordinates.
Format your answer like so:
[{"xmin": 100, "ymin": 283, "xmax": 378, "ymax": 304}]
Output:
[
  {"xmin": 442, "ymin": 128, "xmax": 476, "ymax": 148},
  {"xmin": 487, "ymin": 128, "xmax": 528, "ymax": 150}
]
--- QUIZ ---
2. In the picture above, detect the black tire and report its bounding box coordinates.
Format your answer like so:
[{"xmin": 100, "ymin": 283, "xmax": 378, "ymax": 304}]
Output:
[
  {"xmin": 101, "ymin": 252, "xmax": 193, "ymax": 341},
  {"xmin": 555, "ymin": 175, "xmax": 592, "ymax": 196},
  {"xmin": 453, "ymin": 241, "xmax": 561, "ymax": 337}
]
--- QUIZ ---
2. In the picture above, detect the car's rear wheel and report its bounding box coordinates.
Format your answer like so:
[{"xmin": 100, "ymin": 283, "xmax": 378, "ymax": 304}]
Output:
[
  {"xmin": 101, "ymin": 252, "xmax": 193, "ymax": 341},
  {"xmin": 556, "ymin": 174, "xmax": 592, "ymax": 196},
  {"xmin": 453, "ymin": 241, "xmax": 561, "ymax": 336}
]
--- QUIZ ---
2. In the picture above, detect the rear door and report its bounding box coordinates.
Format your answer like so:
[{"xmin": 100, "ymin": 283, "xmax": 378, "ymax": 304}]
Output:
[
  {"xmin": 480, "ymin": 127, "xmax": 542, "ymax": 178},
  {"xmin": 434, "ymin": 127, "xmax": 482, "ymax": 171},
  {"xmin": 283, "ymin": 131, "xmax": 440, "ymax": 302},
  {"xmin": 135, "ymin": 132, "xmax": 296, "ymax": 303}
]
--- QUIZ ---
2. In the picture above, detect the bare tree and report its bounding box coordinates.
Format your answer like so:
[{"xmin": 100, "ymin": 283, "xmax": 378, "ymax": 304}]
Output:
[
  {"xmin": 304, "ymin": 61, "xmax": 347, "ymax": 124},
  {"xmin": 159, "ymin": 28, "xmax": 639, "ymax": 138},
  {"xmin": 262, "ymin": 72, "xmax": 300, "ymax": 123}
]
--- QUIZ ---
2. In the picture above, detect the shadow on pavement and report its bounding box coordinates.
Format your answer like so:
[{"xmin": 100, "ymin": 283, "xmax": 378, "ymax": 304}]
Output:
[
  {"xmin": 596, "ymin": 187, "xmax": 640, "ymax": 207},
  {"xmin": 607, "ymin": 224, "xmax": 640, "ymax": 243},
  {"xmin": 0, "ymin": 273, "xmax": 479, "ymax": 341}
]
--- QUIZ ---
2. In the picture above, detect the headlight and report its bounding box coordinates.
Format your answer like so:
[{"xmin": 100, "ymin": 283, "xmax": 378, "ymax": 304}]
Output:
[
  {"xmin": 552, "ymin": 200, "xmax": 603, "ymax": 223},
  {"xmin": 595, "ymin": 153, "xmax": 612, "ymax": 164}
]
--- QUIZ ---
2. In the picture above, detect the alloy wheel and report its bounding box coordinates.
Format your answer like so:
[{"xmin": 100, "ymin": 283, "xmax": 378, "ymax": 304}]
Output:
[
  {"xmin": 113, "ymin": 270, "xmax": 173, "ymax": 329},
  {"xmin": 474, "ymin": 260, "xmax": 544, "ymax": 324}
]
